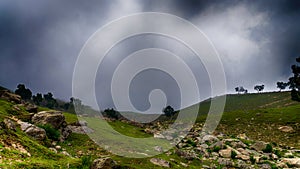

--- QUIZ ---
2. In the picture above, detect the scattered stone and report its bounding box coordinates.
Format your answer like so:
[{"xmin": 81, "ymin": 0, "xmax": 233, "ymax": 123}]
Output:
[
  {"xmin": 150, "ymin": 158, "xmax": 170, "ymax": 168},
  {"xmin": 278, "ymin": 126, "xmax": 294, "ymax": 133}
]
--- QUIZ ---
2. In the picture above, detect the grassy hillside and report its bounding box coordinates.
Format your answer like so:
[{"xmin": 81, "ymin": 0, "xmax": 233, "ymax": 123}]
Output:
[
  {"xmin": 0, "ymin": 88, "xmax": 299, "ymax": 168},
  {"xmin": 194, "ymin": 91, "xmax": 300, "ymax": 148}
]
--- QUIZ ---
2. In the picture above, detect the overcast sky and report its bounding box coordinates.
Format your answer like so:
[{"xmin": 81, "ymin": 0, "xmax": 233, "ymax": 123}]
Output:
[{"xmin": 1, "ymin": 0, "xmax": 300, "ymax": 111}]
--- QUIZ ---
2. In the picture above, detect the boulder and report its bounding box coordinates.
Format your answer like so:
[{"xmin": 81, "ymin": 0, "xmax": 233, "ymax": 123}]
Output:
[
  {"xmin": 150, "ymin": 158, "xmax": 170, "ymax": 168},
  {"xmin": 91, "ymin": 157, "xmax": 118, "ymax": 169},
  {"xmin": 219, "ymin": 149, "xmax": 232, "ymax": 158},
  {"xmin": 201, "ymin": 135, "xmax": 219, "ymax": 144},
  {"xmin": 3, "ymin": 118, "xmax": 16, "ymax": 131},
  {"xmin": 68, "ymin": 125, "xmax": 94, "ymax": 134},
  {"xmin": 24, "ymin": 104, "xmax": 38, "ymax": 113},
  {"xmin": 32, "ymin": 111, "xmax": 65, "ymax": 129},
  {"xmin": 18, "ymin": 121, "xmax": 46, "ymax": 140},
  {"xmin": 0, "ymin": 90, "xmax": 21, "ymax": 103},
  {"xmin": 278, "ymin": 126, "xmax": 294, "ymax": 133},
  {"xmin": 250, "ymin": 141, "xmax": 267, "ymax": 151},
  {"xmin": 281, "ymin": 158, "xmax": 300, "ymax": 167}
]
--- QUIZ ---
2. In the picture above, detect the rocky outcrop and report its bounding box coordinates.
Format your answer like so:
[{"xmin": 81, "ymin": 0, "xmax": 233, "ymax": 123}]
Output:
[{"xmin": 91, "ymin": 157, "xmax": 118, "ymax": 169}]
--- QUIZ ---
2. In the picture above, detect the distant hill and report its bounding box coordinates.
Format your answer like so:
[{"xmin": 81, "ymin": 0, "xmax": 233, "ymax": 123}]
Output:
[{"xmin": 195, "ymin": 91, "xmax": 297, "ymax": 115}]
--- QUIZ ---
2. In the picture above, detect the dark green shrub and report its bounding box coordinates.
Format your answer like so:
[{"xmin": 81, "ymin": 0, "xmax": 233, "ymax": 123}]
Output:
[
  {"xmin": 213, "ymin": 146, "xmax": 221, "ymax": 152},
  {"xmin": 187, "ymin": 139, "xmax": 197, "ymax": 147},
  {"xmin": 274, "ymin": 149, "xmax": 282, "ymax": 158},
  {"xmin": 38, "ymin": 124, "xmax": 60, "ymax": 141},
  {"xmin": 80, "ymin": 155, "xmax": 92, "ymax": 169},
  {"xmin": 263, "ymin": 144, "xmax": 273, "ymax": 153},
  {"xmin": 250, "ymin": 155, "xmax": 256, "ymax": 164},
  {"xmin": 231, "ymin": 150, "xmax": 237, "ymax": 159}
]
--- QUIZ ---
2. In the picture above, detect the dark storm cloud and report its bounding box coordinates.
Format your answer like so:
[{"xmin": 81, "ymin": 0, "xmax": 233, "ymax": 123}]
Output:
[{"xmin": 0, "ymin": 0, "xmax": 299, "ymax": 111}]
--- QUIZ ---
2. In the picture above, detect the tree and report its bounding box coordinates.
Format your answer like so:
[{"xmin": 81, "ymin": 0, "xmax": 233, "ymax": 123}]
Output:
[
  {"xmin": 163, "ymin": 105, "xmax": 175, "ymax": 117},
  {"xmin": 288, "ymin": 57, "xmax": 300, "ymax": 101},
  {"xmin": 43, "ymin": 92, "xmax": 57, "ymax": 109},
  {"xmin": 15, "ymin": 84, "xmax": 32, "ymax": 100},
  {"xmin": 276, "ymin": 82, "xmax": 288, "ymax": 92},
  {"xmin": 103, "ymin": 108, "xmax": 119, "ymax": 119},
  {"xmin": 254, "ymin": 85, "xmax": 264, "ymax": 93},
  {"xmin": 235, "ymin": 86, "xmax": 247, "ymax": 94},
  {"xmin": 32, "ymin": 93, "xmax": 43, "ymax": 105}
]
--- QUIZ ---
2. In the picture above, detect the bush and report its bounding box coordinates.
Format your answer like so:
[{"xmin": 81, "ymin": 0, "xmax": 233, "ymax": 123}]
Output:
[
  {"xmin": 263, "ymin": 144, "xmax": 273, "ymax": 153},
  {"xmin": 274, "ymin": 149, "xmax": 282, "ymax": 158},
  {"xmin": 231, "ymin": 150, "xmax": 237, "ymax": 159},
  {"xmin": 80, "ymin": 155, "xmax": 92, "ymax": 169},
  {"xmin": 250, "ymin": 155, "xmax": 255, "ymax": 164},
  {"xmin": 38, "ymin": 124, "xmax": 60, "ymax": 141},
  {"xmin": 213, "ymin": 146, "xmax": 221, "ymax": 152}
]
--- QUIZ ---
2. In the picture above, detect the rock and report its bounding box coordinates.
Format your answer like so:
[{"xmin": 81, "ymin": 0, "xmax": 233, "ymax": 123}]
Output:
[
  {"xmin": 201, "ymin": 135, "xmax": 219, "ymax": 144},
  {"xmin": 150, "ymin": 158, "xmax": 170, "ymax": 168},
  {"xmin": 49, "ymin": 147, "xmax": 57, "ymax": 153},
  {"xmin": 250, "ymin": 141, "xmax": 267, "ymax": 151},
  {"xmin": 281, "ymin": 158, "xmax": 300, "ymax": 167},
  {"xmin": 68, "ymin": 125, "xmax": 94, "ymax": 134},
  {"xmin": 60, "ymin": 126, "xmax": 72, "ymax": 141},
  {"xmin": 278, "ymin": 126, "xmax": 294, "ymax": 133},
  {"xmin": 259, "ymin": 163, "xmax": 271, "ymax": 169},
  {"xmin": 175, "ymin": 149, "xmax": 197, "ymax": 160},
  {"xmin": 218, "ymin": 158, "xmax": 233, "ymax": 166},
  {"xmin": 3, "ymin": 118, "xmax": 16, "ymax": 131},
  {"xmin": 91, "ymin": 157, "xmax": 118, "ymax": 169},
  {"xmin": 219, "ymin": 149, "xmax": 232, "ymax": 158},
  {"xmin": 236, "ymin": 159, "xmax": 247, "ymax": 168},
  {"xmin": 25, "ymin": 104, "xmax": 38, "ymax": 113},
  {"xmin": 276, "ymin": 162, "xmax": 288, "ymax": 168},
  {"xmin": 32, "ymin": 111, "xmax": 65, "ymax": 129},
  {"xmin": 55, "ymin": 145, "xmax": 61, "ymax": 150},
  {"xmin": 237, "ymin": 154, "xmax": 250, "ymax": 161},
  {"xmin": 25, "ymin": 125, "xmax": 47, "ymax": 140},
  {"xmin": 0, "ymin": 90, "xmax": 21, "ymax": 103},
  {"xmin": 61, "ymin": 151, "xmax": 71, "ymax": 157},
  {"xmin": 154, "ymin": 146, "xmax": 163, "ymax": 152},
  {"xmin": 154, "ymin": 133, "xmax": 165, "ymax": 139},
  {"xmin": 180, "ymin": 162, "xmax": 188, "ymax": 167},
  {"xmin": 18, "ymin": 121, "xmax": 46, "ymax": 140}
]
